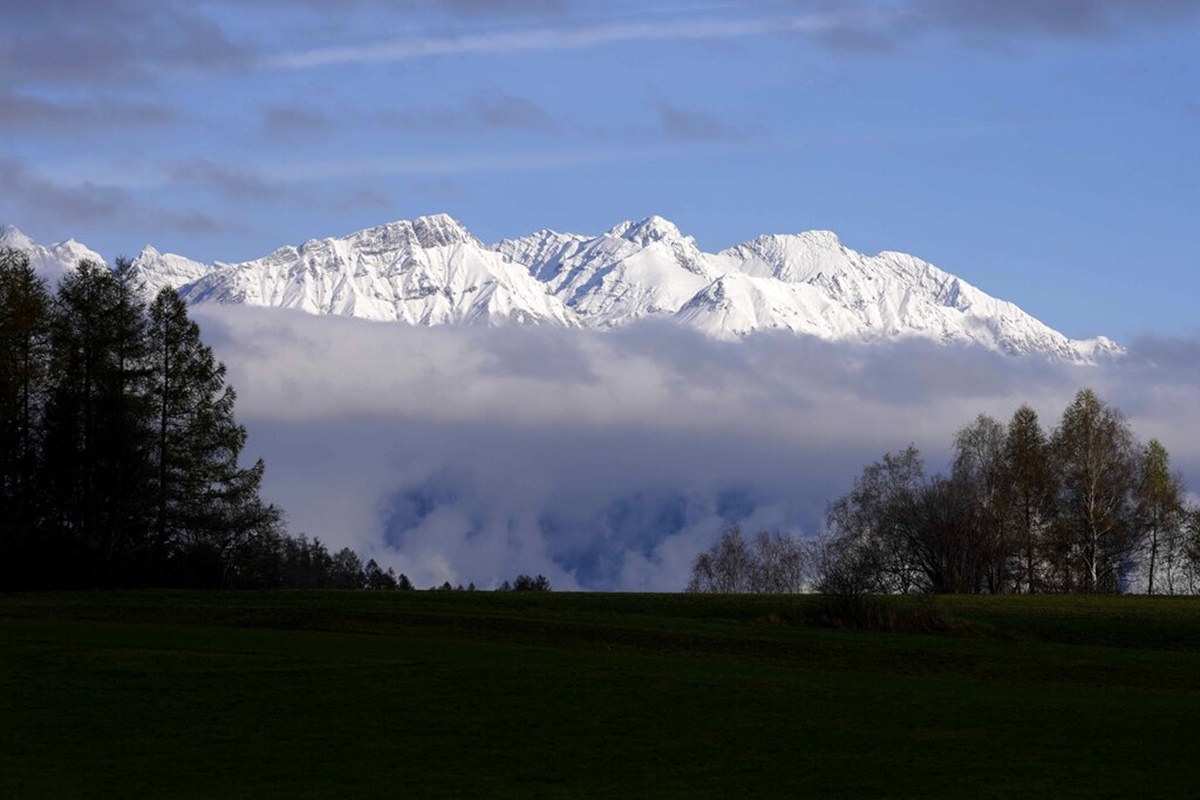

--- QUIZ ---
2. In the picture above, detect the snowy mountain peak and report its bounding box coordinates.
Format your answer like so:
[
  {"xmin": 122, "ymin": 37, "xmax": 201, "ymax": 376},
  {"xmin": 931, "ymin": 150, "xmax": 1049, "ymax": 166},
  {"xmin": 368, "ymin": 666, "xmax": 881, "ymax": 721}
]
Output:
[
  {"xmin": 2, "ymin": 226, "xmax": 105, "ymax": 284},
  {"xmin": 159, "ymin": 215, "xmax": 578, "ymax": 328},
  {"xmin": 334, "ymin": 214, "xmax": 478, "ymax": 254},
  {"xmin": 2, "ymin": 217, "xmax": 1124, "ymax": 362},
  {"xmin": 607, "ymin": 215, "xmax": 685, "ymax": 246},
  {"xmin": 129, "ymin": 246, "xmax": 210, "ymax": 299},
  {"xmin": 411, "ymin": 213, "xmax": 474, "ymax": 248},
  {"xmin": 732, "ymin": 230, "xmax": 843, "ymax": 253},
  {"xmin": 1, "ymin": 224, "xmax": 35, "ymax": 250},
  {"xmin": 722, "ymin": 231, "xmax": 851, "ymax": 283}
]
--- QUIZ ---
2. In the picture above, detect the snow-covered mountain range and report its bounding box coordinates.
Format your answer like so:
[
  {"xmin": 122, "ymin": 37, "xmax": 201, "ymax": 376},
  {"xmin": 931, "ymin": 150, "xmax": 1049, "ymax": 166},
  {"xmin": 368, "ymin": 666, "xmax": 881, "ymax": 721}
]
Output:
[
  {"xmin": 1, "ymin": 216, "xmax": 1121, "ymax": 362},
  {"xmin": 0, "ymin": 224, "xmax": 105, "ymax": 287}
]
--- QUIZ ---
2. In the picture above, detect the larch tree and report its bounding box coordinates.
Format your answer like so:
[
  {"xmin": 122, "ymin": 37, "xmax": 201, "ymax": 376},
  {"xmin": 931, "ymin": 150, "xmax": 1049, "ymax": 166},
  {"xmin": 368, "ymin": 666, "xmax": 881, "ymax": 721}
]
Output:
[
  {"xmin": 0, "ymin": 252, "xmax": 288, "ymax": 589},
  {"xmin": 146, "ymin": 287, "xmax": 281, "ymax": 586},
  {"xmin": 0, "ymin": 249, "xmax": 51, "ymax": 585},
  {"xmin": 42, "ymin": 260, "xmax": 156, "ymax": 586},
  {"xmin": 1004, "ymin": 405, "xmax": 1054, "ymax": 593}
]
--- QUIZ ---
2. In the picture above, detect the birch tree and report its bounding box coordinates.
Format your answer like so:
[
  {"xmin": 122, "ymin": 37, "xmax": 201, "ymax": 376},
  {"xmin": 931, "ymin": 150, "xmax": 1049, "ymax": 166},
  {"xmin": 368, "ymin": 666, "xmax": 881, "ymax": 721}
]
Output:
[{"xmin": 1050, "ymin": 389, "xmax": 1137, "ymax": 593}]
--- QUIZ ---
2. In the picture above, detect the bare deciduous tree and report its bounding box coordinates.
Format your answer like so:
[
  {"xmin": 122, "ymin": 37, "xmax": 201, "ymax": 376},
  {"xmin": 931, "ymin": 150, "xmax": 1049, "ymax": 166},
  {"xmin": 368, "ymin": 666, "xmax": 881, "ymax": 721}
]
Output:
[
  {"xmin": 814, "ymin": 389, "xmax": 1195, "ymax": 596},
  {"xmin": 686, "ymin": 524, "xmax": 809, "ymax": 593}
]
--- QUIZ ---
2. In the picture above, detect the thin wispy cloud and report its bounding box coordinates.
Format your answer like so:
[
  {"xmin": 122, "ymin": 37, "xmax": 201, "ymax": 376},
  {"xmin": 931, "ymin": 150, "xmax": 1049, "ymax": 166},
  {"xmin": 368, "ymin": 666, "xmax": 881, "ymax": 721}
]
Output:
[
  {"xmin": 339, "ymin": 188, "xmax": 398, "ymax": 214},
  {"xmin": 0, "ymin": 2, "xmax": 249, "ymax": 87},
  {"xmin": 377, "ymin": 93, "xmax": 557, "ymax": 133},
  {"xmin": 912, "ymin": 0, "xmax": 1200, "ymax": 40},
  {"xmin": 0, "ymin": 90, "xmax": 174, "ymax": 134},
  {"xmin": 26, "ymin": 138, "xmax": 759, "ymax": 206},
  {"xmin": 259, "ymin": 0, "xmax": 1200, "ymax": 75},
  {"xmin": 168, "ymin": 159, "xmax": 284, "ymax": 201},
  {"xmin": 264, "ymin": 12, "xmax": 878, "ymax": 69},
  {"xmin": 261, "ymin": 105, "xmax": 333, "ymax": 139},
  {"xmin": 209, "ymin": 0, "xmax": 568, "ymax": 19},
  {"xmin": 654, "ymin": 100, "xmax": 754, "ymax": 142},
  {"xmin": 0, "ymin": 158, "xmax": 225, "ymax": 237},
  {"xmin": 259, "ymin": 145, "xmax": 710, "ymax": 182}
]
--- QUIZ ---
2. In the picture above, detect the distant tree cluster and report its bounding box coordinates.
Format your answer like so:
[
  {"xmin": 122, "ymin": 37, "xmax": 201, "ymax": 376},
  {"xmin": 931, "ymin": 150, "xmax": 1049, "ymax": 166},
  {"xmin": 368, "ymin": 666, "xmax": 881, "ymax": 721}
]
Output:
[
  {"xmin": 819, "ymin": 389, "xmax": 1200, "ymax": 595},
  {"xmin": 239, "ymin": 533, "xmax": 419, "ymax": 590},
  {"xmin": 497, "ymin": 574, "xmax": 552, "ymax": 592},
  {"xmin": 685, "ymin": 526, "xmax": 809, "ymax": 593},
  {"xmin": 687, "ymin": 389, "xmax": 1200, "ymax": 596}
]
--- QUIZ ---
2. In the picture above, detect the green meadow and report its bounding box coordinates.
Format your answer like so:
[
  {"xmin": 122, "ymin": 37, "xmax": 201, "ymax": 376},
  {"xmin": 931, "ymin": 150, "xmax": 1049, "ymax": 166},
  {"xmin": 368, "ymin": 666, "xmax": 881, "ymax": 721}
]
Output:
[{"xmin": 2, "ymin": 591, "xmax": 1198, "ymax": 798}]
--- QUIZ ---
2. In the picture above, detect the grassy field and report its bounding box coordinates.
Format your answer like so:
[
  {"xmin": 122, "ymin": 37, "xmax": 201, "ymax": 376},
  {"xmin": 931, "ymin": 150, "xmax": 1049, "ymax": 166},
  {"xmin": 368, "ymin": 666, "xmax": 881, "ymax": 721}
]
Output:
[{"xmin": 1, "ymin": 591, "xmax": 1198, "ymax": 798}]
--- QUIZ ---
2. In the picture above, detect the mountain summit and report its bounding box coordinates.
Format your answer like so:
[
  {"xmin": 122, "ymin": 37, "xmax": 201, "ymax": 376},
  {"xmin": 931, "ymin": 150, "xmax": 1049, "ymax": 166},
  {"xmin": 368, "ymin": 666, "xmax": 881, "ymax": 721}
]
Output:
[
  {"xmin": 1, "ymin": 224, "xmax": 104, "ymax": 286},
  {"xmin": 4, "ymin": 216, "xmax": 1122, "ymax": 362}
]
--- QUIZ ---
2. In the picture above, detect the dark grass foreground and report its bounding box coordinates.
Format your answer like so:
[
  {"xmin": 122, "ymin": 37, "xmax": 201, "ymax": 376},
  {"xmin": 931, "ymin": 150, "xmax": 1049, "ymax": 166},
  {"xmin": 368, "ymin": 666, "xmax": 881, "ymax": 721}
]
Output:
[{"xmin": 2, "ymin": 592, "xmax": 1198, "ymax": 798}]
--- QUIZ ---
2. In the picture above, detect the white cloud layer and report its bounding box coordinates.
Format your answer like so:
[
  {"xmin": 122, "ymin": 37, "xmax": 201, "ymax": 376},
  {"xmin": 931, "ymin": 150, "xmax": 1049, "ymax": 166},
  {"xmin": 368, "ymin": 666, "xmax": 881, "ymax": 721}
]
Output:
[{"xmin": 194, "ymin": 306, "xmax": 1200, "ymax": 590}]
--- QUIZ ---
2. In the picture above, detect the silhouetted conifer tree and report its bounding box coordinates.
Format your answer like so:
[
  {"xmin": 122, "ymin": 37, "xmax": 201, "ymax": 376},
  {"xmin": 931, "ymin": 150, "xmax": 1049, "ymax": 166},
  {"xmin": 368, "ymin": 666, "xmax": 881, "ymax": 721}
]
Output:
[
  {"xmin": 41, "ymin": 260, "xmax": 156, "ymax": 586},
  {"xmin": 0, "ymin": 249, "xmax": 51, "ymax": 587},
  {"xmin": 145, "ymin": 287, "xmax": 280, "ymax": 585}
]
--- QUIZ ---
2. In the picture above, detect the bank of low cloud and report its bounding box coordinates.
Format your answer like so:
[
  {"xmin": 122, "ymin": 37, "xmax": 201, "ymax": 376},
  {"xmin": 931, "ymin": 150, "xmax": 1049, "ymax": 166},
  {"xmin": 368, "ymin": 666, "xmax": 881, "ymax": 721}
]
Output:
[{"xmin": 194, "ymin": 306, "xmax": 1200, "ymax": 590}]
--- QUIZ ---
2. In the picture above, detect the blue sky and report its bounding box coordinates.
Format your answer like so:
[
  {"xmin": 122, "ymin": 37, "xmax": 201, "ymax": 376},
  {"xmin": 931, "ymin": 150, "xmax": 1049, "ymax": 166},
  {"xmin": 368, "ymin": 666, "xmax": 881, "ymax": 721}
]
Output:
[{"xmin": 3, "ymin": 0, "xmax": 1198, "ymax": 343}]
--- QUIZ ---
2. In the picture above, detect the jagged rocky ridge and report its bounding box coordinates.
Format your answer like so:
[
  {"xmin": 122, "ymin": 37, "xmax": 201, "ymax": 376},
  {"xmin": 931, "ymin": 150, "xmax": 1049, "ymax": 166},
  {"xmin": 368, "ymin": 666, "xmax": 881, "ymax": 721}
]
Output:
[{"xmin": 1, "ymin": 216, "xmax": 1122, "ymax": 362}]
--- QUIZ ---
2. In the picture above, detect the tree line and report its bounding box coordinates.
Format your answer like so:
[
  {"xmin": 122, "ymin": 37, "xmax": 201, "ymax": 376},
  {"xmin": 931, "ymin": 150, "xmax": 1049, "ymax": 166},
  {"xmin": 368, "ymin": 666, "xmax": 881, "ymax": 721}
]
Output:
[
  {"xmin": 0, "ymin": 249, "xmax": 291, "ymax": 588},
  {"xmin": 0, "ymin": 249, "xmax": 425, "ymax": 590},
  {"xmin": 689, "ymin": 389, "xmax": 1200, "ymax": 595},
  {"xmin": 16, "ymin": 247, "xmax": 1187, "ymax": 596}
]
